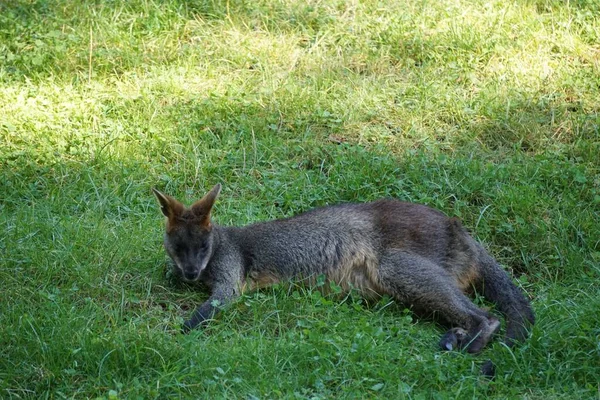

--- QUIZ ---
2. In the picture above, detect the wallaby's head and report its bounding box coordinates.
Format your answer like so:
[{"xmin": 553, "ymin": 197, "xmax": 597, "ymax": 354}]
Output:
[{"xmin": 152, "ymin": 184, "xmax": 221, "ymax": 282}]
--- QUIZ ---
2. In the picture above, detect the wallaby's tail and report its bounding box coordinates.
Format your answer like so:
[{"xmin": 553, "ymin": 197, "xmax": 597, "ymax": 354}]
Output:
[
  {"xmin": 475, "ymin": 249, "xmax": 535, "ymax": 378},
  {"xmin": 478, "ymin": 250, "xmax": 535, "ymax": 346}
]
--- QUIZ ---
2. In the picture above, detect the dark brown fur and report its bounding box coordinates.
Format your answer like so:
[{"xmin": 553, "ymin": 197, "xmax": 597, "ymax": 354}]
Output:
[{"xmin": 153, "ymin": 185, "xmax": 535, "ymax": 367}]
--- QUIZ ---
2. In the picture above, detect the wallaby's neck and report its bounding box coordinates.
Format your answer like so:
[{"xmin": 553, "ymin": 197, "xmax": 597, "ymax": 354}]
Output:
[
  {"xmin": 211, "ymin": 224, "xmax": 239, "ymax": 250},
  {"xmin": 210, "ymin": 224, "xmax": 224, "ymax": 250},
  {"xmin": 212, "ymin": 223, "xmax": 250, "ymax": 253}
]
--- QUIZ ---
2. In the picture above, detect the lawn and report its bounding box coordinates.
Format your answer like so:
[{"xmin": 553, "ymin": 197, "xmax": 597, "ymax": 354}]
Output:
[{"xmin": 1, "ymin": 0, "xmax": 599, "ymax": 398}]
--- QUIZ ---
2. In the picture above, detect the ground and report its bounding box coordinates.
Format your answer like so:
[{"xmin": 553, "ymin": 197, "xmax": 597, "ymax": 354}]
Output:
[{"xmin": 1, "ymin": 0, "xmax": 599, "ymax": 398}]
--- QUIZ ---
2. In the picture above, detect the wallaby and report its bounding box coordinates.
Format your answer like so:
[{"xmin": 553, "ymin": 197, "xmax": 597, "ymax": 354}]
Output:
[{"xmin": 153, "ymin": 184, "xmax": 534, "ymax": 366}]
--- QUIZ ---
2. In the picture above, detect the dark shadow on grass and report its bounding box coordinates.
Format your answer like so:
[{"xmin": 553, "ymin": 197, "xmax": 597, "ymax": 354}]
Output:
[{"xmin": 462, "ymin": 92, "xmax": 599, "ymax": 158}]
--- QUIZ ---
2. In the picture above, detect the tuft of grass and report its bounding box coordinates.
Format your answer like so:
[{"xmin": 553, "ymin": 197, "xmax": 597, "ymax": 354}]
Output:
[{"xmin": 1, "ymin": 0, "xmax": 599, "ymax": 398}]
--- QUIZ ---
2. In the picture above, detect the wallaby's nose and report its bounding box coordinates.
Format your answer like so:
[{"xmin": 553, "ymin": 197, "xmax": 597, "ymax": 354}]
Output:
[{"xmin": 184, "ymin": 270, "xmax": 199, "ymax": 281}]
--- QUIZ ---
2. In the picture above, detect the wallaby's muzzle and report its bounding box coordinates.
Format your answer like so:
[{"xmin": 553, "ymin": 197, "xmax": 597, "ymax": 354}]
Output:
[{"xmin": 183, "ymin": 269, "xmax": 201, "ymax": 282}]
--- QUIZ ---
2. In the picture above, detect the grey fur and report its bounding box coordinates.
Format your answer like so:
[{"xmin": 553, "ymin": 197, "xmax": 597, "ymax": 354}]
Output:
[{"xmin": 153, "ymin": 185, "xmax": 535, "ymax": 356}]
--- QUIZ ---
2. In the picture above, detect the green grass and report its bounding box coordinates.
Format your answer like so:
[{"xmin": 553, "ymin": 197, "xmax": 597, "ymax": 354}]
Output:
[{"xmin": 1, "ymin": 0, "xmax": 599, "ymax": 398}]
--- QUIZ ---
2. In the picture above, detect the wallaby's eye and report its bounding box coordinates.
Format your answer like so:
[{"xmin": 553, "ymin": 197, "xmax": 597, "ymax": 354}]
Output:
[{"xmin": 173, "ymin": 242, "xmax": 187, "ymax": 254}]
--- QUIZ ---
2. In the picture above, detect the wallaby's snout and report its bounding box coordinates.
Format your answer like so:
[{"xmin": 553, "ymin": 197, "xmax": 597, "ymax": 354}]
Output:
[
  {"xmin": 167, "ymin": 243, "xmax": 211, "ymax": 283},
  {"xmin": 183, "ymin": 268, "xmax": 201, "ymax": 282}
]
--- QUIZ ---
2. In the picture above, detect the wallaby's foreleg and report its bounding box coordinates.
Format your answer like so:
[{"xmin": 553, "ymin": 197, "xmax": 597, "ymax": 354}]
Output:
[
  {"xmin": 183, "ymin": 285, "xmax": 239, "ymax": 332},
  {"xmin": 377, "ymin": 250, "xmax": 500, "ymax": 353},
  {"xmin": 183, "ymin": 254, "xmax": 245, "ymax": 333}
]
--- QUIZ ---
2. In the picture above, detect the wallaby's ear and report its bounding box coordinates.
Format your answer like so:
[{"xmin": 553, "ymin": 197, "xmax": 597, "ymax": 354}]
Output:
[
  {"xmin": 190, "ymin": 184, "xmax": 222, "ymax": 228},
  {"xmin": 152, "ymin": 188, "xmax": 184, "ymax": 219}
]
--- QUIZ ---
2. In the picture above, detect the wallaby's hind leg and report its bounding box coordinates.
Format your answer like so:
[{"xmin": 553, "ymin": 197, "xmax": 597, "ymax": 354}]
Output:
[{"xmin": 377, "ymin": 250, "xmax": 500, "ymax": 353}]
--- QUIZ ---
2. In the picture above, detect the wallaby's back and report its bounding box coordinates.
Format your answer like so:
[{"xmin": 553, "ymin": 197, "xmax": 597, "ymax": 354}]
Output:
[{"xmin": 230, "ymin": 200, "xmax": 460, "ymax": 288}]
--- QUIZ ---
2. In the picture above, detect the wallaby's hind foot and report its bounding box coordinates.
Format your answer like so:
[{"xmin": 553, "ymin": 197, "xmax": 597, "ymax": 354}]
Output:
[
  {"xmin": 439, "ymin": 317, "xmax": 501, "ymax": 353},
  {"xmin": 439, "ymin": 327, "xmax": 468, "ymax": 351}
]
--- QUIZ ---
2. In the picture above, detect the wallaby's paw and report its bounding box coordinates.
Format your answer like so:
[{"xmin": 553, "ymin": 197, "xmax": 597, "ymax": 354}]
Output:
[
  {"xmin": 439, "ymin": 327, "xmax": 489, "ymax": 353},
  {"xmin": 439, "ymin": 332, "xmax": 457, "ymax": 351},
  {"xmin": 439, "ymin": 328, "xmax": 468, "ymax": 351},
  {"xmin": 464, "ymin": 336, "xmax": 485, "ymax": 353},
  {"xmin": 181, "ymin": 319, "xmax": 195, "ymax": 334},
  {"xmin": 464, "ymin": 317, "xmax": 502, "ymax": 353},
  {"xmin": 487, "ymin": 317, "xmax": 501, "ymax": 336}
]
